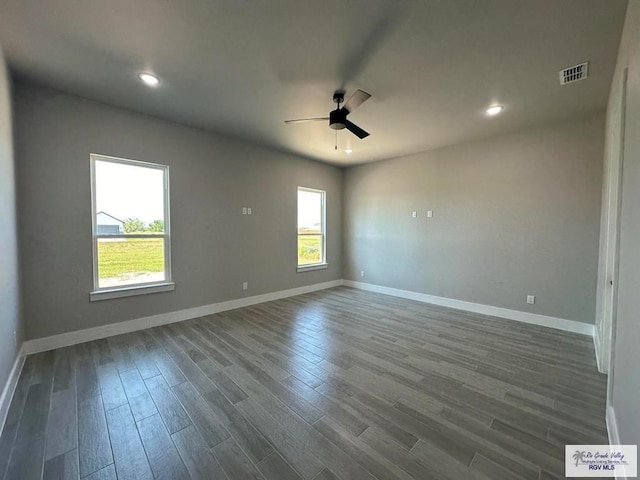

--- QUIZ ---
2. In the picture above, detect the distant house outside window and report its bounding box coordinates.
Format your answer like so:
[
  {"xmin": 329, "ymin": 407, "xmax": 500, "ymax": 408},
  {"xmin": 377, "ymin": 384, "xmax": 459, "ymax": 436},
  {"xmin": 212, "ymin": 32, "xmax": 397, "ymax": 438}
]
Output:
[
  {"xmin": 96, "ymin": 211, "xmax": 124, "ymax": 235},
  {"xmin": 90, "ymin": 154, "xmax": 173, "ymax": 300},
  {"xmin": 297, "ymin": 187, "xmax": 326, "ymax": 271}
]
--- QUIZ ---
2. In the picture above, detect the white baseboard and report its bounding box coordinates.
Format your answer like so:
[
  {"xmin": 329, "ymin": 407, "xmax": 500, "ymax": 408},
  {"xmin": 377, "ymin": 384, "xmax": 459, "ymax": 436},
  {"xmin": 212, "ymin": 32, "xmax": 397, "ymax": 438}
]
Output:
[
  {"xmin": 594, "ymin": 330, "xmax": 604, "ymax": 373},
  {"xmin": 0, "ymin": 346, "xmax": 26, "ymax": 436},
  {"xmin": 21, "ymin": 279, "xmax": 595, "ymax": 355},
  {"xmin": 344, "ymin": 280, "xmax": 595, "ymax": 336},
  {"xmin": 22, "ymin": 280, "xmax": 343, "ymax": 355}
]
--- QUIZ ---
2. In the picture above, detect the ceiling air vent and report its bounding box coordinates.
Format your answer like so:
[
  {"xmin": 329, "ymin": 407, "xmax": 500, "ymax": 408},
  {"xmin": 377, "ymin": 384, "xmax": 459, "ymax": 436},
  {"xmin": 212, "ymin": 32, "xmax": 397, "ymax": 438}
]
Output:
[{"xmin": 560, "ymin": 62, "xmax": 589, "ymax": 85}]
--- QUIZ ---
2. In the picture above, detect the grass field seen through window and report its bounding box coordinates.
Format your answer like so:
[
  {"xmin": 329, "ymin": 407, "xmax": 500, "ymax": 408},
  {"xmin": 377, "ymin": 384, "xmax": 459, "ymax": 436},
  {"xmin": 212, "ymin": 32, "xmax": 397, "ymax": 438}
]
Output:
[
  {"xmin": 97, "ymin": 236, "xmax": 324, "ymax": 286},
  {"xmin": 97, "ymin": 237, "xmax": 164, "ymax": 287},
  {"xmin": 298, "ymin": 234, "xmax": 323, "ymax": 265}
]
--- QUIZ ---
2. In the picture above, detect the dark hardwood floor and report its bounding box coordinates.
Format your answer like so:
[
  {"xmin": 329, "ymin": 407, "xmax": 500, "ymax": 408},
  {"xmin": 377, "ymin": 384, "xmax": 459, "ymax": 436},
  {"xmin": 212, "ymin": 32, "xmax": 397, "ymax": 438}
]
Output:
[{"xmin": 0, "ymin": 287, "xmax": 607, "ymax": 480}]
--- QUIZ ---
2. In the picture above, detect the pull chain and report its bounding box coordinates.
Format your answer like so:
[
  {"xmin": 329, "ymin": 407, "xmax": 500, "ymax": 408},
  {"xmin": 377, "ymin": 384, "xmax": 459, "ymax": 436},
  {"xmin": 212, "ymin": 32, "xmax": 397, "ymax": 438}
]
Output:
[{"xmin": 334, "ymin": 98, "xmax": 340, "ymax": 150}]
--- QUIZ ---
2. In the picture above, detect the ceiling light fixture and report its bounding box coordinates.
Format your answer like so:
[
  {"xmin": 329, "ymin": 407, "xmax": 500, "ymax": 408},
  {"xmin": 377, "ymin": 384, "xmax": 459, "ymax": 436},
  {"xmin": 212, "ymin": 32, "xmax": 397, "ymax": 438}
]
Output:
[
  {"xmin": 345, "ymin": 149, "xmax": 353, "ymax": 154},
  {"xmin": 485, "ymin": 105, "xmax": 504, "ymax": 116},
  {"xmin": 138, "ymin": 72, "xmax": 160, "ymax": 87}
]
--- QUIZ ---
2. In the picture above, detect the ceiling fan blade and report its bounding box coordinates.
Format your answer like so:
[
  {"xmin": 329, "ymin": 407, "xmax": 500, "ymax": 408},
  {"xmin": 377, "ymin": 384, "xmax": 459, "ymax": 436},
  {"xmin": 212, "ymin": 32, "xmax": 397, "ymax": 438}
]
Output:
[
  {"xmin": 345, "ymin": 120, "xmax": 370, "ymax": 139},
  {"xmin": 340, "ymin": 3, "xmax": 407, "ymax": 87},
  {"xmin": 343, "ymin": 89, "xmax": 371, "ymax": 113},
  {"xmin": 284, "ymin": 117, "xmax": 329, "ymax": 124}
]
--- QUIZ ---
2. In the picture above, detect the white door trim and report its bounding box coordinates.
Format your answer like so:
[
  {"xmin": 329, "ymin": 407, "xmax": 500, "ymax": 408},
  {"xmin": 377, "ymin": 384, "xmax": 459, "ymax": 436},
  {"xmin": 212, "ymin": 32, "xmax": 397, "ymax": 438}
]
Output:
[{"xmin": 595, "ymin": 67, "xmax": 627, "ymax": 374}]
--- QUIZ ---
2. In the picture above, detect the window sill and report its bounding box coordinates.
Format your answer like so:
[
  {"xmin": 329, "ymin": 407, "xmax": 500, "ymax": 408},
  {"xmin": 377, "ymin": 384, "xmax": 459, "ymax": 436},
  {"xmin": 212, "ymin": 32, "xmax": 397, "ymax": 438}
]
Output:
[
  {"xmin": 297, "ymin": 263, "xmax": 328, "ymax": 273},
  {"xmin": 90, "ymin": 282, "xmax": 175, "ymax": 302}
]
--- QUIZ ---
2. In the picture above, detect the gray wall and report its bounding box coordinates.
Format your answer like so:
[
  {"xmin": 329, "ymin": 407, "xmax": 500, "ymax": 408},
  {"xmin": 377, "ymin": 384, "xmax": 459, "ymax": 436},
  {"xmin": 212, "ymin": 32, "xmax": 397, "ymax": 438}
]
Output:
[
  {"xmin": 14, "ymin": 82, "xmax": 342, "ymax": 340},
  {"xmin": 611, "ymin": 0, "xmax": 640, "ymax": 445},
  {"xmin": 343, "ymin": 114, "xmax": 604, "ymax": 324},
  {"xmin": 0, "ymin": 45, "xmax": 21, "ymax": 392}
]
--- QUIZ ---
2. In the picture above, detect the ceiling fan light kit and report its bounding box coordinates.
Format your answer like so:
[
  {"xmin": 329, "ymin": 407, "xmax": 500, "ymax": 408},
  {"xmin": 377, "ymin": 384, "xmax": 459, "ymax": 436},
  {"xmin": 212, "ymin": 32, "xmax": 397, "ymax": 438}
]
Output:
[{"xmin": 329, "ymin": 108, "xmax": 347, "ymax": 130}]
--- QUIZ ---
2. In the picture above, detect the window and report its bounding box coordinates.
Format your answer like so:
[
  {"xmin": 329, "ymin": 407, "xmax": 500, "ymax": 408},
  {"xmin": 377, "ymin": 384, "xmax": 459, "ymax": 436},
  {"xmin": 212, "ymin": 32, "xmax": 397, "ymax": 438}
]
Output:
[
  {"xmin": 297, "ymin": 187, "xmax": 326, "ymax": 271},
  {"xmin": 90, "ymin": 154, "xmax": 173, "ymax": 300}
]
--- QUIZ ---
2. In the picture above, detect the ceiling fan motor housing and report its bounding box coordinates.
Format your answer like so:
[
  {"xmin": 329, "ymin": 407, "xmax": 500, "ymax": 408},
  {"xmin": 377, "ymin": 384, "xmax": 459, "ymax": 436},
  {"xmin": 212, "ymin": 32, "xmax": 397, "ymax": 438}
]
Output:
[{"xmin": 329, "ymin": 108, "xmax": 347, "ymax": 130}]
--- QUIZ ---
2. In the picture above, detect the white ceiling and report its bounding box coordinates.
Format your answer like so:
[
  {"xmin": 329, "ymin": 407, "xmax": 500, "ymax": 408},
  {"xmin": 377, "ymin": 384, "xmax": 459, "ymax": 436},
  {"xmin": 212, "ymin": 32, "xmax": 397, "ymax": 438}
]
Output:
[{"xmin": 0, "ymin": 0, "xmax": 628, "ymax": 166}]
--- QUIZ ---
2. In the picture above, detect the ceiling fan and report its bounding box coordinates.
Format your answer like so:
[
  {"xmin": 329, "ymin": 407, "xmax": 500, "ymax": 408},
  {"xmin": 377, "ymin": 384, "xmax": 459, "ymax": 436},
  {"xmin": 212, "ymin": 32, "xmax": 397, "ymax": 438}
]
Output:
[{"xmin": 284, "ymin": 89, "xmax": 372, "ymax": 139}]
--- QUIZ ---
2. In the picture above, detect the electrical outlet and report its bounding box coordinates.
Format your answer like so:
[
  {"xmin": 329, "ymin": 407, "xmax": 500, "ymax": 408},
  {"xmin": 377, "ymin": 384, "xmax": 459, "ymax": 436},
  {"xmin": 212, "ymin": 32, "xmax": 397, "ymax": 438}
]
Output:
[
  {"xmin": 427, "ymin": 210, "xmax": 433, "ymax": 218},
  {"xmin": 242, "ymin": 207, "xmax": 247, "ymax": 215},
  {"xmin": 527, "ymin": 295, "xmax": 535, "ymax": 305},
  {"xmin": 411, "ymin": 211, "xmax": 417, "ymax": 218},
  {"xmin": 360, "ymin": 270, "xmax": 365, "ymax": 277},
  {"xmin": 242, "ymin": 282, "xmax": 248, "ymax": 290},
  {"xmin": 247, "ymin": 207, "xmax": 252, "ymax": 215}
]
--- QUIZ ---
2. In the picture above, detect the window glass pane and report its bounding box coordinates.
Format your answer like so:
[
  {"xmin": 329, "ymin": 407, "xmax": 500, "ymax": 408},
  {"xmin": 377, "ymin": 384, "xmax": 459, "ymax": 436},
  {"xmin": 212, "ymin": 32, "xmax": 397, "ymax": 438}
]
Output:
[
  {"xmin": 95, "ymin": 160, "xmax": 165, "ymax": 234},
  {"xmin": 97, "ymin": 237, "xmax": 165, "ymax": 288},
  {"xmin": 298, "ymin": 234, "xmax": 323, "ymax": 265},
  {"xmin": 297, "ymin": 190, "xmax": 322, "ymax": 233},
  {"xmin": 297, "ymin": 188, "xmax": 324, "ymax": 266}
]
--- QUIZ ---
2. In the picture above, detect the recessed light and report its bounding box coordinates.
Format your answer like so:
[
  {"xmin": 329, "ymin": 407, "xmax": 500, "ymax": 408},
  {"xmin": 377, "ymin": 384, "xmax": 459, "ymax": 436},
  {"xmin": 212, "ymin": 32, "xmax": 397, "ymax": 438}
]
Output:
[
  {"xmin": 485, "ymin": 105, "xmax": 503, "ymax": 116},
  {"xmin": 138, "ymin": 72, "xmax": 160, "ymax": 87},
  {"xmin": 345, "ymin": 149, "xmax": 353, "ymax": 154}
]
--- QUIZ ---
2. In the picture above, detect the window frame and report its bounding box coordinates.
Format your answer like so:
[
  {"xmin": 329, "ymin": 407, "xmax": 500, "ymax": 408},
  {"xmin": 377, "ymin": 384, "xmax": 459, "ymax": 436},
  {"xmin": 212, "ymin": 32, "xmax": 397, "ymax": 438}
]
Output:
[
  {"xmin": 89, "ymin": 153, "xmax": 174, "ymax": 301},
  {"xmin": 297, "ymin": 186, "xmax": 328, "ymax": 272}
]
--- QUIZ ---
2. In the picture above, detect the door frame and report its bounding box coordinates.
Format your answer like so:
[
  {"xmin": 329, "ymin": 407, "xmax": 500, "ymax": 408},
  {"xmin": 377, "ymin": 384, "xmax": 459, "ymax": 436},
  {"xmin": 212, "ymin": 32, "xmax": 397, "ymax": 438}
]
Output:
[{"xmin": 596, "ymin": 67, "xmax": 627, "ymax": 375}]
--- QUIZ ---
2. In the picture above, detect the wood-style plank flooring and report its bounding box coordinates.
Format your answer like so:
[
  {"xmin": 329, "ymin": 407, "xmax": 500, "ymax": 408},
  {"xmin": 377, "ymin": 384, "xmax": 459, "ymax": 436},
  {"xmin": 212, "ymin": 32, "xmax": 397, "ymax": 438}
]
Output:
[{"xmin": 0, "ymin": 287, "xmax": 608, "ymax": 480}]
